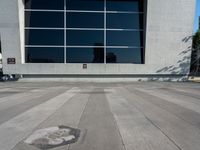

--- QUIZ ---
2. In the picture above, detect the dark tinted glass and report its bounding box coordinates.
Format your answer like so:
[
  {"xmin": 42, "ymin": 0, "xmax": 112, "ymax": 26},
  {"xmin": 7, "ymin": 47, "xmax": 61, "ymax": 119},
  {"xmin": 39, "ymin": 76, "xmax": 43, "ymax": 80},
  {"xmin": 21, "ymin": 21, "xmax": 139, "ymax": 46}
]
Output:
[
  {"xmin": 24, "ymin": 0, "xmax": 64, "ymax": 10},
  {"xmin": 107, "ymin": 31, "xmax": 142, "ymax": 46},
  {"xmin": 106, "ymin": 48, "xmax": 142, "ymax": 63},
  {"xmin": 66, "ymin": 30, "xmax": 104, "ymax": 46},
  {"xmin": 66, "ymin": 47, "xmax": 104, "ymax": 63},
  {"xmin": 106, "ymin": 0, "xmax": 143, "ymax": 12},
  {"xmin": 25, "ymin": 29, "xmax": 64, "ymax": 45},
  {"xmin": 107, "ymin": 13, "xmax": 143, "ymax": 29},
  {"xmin": 26, "ymin": 47, "xmax": 64, "ymax": 63},
  {"xmin": 66, "ymin": 12, "xmax": 104, "ymax": 28},
  {"xmin": 25, "ymin": 11, "xmax": 64, "ymax": 28},
  {"xmin": 66, "ymin": 0, "xmax": 104, "ymax": 11}
]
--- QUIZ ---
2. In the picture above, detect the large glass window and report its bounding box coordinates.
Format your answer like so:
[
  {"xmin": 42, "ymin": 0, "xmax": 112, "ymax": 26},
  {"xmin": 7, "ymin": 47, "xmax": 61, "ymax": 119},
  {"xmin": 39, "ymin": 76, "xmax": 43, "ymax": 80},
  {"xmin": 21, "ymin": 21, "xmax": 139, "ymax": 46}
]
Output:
[
  {"xmin": 107, "ymin": 13, "xmax": 143, "ymax": 29},
  {"xmin": 106, "ymin": 48, "xmax": 142, "ymax": 63},
  {"xmin": 25, "ymin": 29, "xmax": 64, "ymax": 45},
  {"xmin": 25, "ymin": 11, "xmax": 64, "ymax": 28},
  {"xmin": 107, "ymin": 31, "xmax": 142, "ymax": 47},
  {"xmin": 66, "ymin": 30, "xmax": 104, "ymax": 46},
  {"xmin": 25, "ymin": 0, "xmax": 145, "ymax": 64},
  {"xmin": 106, "ymin": 0, "xmax": 144, "ymax": 12},
  {"xmin": 26, "ymin": 47, "xmax": 64, "ymax": 63},
  {"xmin": 66, "ymin": 47, "xmax": 104, "ymax": 63},
  {"xmin": 66, "ymin": 0, "xmax": 104, "ymax": 11},
  {"xmin": 25, "ymin": 0, "xmax": 64, "ymax": 10},
  {"xmin": 66, "ymin": 12, "xmax": 104, "ymax": 28}
]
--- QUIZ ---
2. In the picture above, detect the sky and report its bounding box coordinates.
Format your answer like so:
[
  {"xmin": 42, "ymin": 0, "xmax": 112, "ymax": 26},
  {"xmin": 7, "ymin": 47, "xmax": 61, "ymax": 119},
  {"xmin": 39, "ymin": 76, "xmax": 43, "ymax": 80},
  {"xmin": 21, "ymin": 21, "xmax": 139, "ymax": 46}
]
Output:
[{"xmin": 194, "ymin": 0, "xmax": 200, "ymax": 32}]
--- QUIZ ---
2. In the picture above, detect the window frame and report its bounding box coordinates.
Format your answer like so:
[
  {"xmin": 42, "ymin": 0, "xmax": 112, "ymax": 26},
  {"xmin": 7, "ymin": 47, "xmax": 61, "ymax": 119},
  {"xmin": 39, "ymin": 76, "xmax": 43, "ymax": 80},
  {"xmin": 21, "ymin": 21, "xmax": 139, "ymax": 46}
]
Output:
[{"xmin": 24, "ymin": 0, "xmax": 146, "ymax": 64}]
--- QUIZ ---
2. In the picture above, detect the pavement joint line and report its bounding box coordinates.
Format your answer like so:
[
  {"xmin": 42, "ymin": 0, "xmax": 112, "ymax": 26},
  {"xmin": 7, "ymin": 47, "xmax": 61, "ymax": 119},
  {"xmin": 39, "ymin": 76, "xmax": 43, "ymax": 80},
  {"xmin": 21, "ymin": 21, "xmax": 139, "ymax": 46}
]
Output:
[
  {"xmin": 156, "ymin": 87, "xmax": 200, "ymax": 101},
  {"xmin": 105, "ymin": 89, "xmax": 139, "ymax": 150},
  {"xmin": 130, "ymin": 87, "xmax": 200, "ymax": 130},
  {"xmin": 22, "ymin": 86, "xmax": 74, "ymax": 131},
  {"xmin": 0, "ymin": 87, "xmax": 79, "ymax": 150},
  {"xmin": 67, "ymin": 87, "xmax": 94, "ymax": 150},
  {"xmin": 23, "ymin": 86, "xmax": 80, "ymax": 136},
  {"xmin": 144, "ymin": 116, "xmax": 183, "ymax": 150},
  {"xmin": 0, "ymin": 83, "xmax": 199, "ymax": 150},
  {"xmin": 109, "ymin": 87, "xmax": 181, "ymax": 150},
  {"xmin": 123, "ymin": 86, "xmax": 200, "ymax": 150},
  {"xmin": 0, "ymin": 87, "xmax": 70, "ymax": 126},
  {"xmin": 134, "ymin": 86, "xmax": 200, "ymax": 114},
  {"xmin": 124, "ymin": 86, "xmax": 183, "ymax": 150},
  {"xmin": 28, "ymin": 86, "xmax": 91, "ymax": 150},
  {"xmin": 0, "ymin": 86, "xmax": 70, "ymax": 113},
  {"xmin": 104, "ymin": 88, "xmax": 127, "ymax": 150},
  {"xmin": 0, "ymin": 86, "xmax": 60, "ymax": 104}
]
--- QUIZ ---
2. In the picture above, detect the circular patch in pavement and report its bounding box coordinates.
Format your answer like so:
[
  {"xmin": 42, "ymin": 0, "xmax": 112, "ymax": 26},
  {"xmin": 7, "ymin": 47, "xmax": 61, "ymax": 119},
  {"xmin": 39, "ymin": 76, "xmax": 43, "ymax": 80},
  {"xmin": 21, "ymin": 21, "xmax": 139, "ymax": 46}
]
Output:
[{"xmin": 24, "ymin": 126, "xmax": 80, "ymax": 149}]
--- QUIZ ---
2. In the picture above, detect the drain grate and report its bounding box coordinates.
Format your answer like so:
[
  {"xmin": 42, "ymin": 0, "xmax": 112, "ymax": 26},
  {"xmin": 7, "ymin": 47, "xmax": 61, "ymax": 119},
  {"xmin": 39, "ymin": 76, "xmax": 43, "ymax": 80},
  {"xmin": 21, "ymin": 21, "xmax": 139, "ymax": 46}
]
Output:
[{"xmin": 24, "ymin": 126, "xmax": 80, "ymax": 149}]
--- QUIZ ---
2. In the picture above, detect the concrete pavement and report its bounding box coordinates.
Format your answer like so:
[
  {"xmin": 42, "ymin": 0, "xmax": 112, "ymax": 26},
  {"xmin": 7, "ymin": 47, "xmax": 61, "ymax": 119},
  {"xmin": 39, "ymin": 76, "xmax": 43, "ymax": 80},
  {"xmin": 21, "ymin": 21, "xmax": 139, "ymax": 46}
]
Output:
[{"xmin": 0, "ymin": 82, "xmax": 199, "ymax": 150}]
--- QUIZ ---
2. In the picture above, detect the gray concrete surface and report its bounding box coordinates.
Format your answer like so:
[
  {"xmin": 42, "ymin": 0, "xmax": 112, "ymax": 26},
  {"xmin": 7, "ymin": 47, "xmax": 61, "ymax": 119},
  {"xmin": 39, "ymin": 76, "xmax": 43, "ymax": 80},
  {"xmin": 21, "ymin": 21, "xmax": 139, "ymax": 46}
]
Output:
[{"xmin": 0, "ymin": 82, "xmax": 199, "ymax": 150}]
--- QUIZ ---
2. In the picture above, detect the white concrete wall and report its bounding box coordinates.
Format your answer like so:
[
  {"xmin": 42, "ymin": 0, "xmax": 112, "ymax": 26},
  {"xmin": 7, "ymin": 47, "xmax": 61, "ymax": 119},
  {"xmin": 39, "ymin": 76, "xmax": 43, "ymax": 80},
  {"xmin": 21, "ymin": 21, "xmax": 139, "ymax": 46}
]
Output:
[
  {"xmin": 0, "ymin": 0, "xmax": 22, "ymax": 73},
  {"xmin": 0, "ymin": 0, "xmax": 196, "ymax": 78}
]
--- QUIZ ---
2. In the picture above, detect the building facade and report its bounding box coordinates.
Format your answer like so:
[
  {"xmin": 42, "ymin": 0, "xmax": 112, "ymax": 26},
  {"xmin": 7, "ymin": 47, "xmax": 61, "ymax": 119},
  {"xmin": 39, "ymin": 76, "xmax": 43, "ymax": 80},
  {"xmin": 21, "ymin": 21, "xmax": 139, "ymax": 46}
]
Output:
[{"xmin": 0, "ymin": 0, "xmax": 196, "ymax": 81}]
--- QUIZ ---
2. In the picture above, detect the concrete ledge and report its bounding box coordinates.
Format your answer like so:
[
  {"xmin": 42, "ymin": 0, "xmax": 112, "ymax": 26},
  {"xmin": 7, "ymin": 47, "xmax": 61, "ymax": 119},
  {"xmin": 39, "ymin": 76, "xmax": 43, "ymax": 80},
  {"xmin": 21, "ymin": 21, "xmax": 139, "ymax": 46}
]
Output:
[{"xmin": 18, "ymin": 74, "xmax": 189, "ymax": 82}]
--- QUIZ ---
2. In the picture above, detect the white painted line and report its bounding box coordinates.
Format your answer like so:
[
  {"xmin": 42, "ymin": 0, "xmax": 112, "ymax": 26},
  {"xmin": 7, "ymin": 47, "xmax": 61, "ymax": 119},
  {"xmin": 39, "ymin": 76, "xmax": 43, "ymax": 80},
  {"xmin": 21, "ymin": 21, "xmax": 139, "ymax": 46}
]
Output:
[
  {"xmin": 105, "ymin": 89, "xmax": 179, "ymax": 150},
  {"xmin": 0, "ymin": 87, "xmax": 66, "ymax": 111},
  {"xmin": 0, "ymin": 89, "xmax": 44, "ymax": 103},
  {"xmin": 0, "ymin": 87, "xmax": 79, "ymax": 150}
]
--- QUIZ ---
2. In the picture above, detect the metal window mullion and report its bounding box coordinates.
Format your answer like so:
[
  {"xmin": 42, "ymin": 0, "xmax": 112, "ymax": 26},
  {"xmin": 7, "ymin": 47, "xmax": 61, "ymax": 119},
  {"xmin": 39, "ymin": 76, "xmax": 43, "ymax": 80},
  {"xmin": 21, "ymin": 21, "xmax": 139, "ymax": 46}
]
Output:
[
  {"xmin": 25, "ymin": 45, "xmax": 143, "ymax": 48},
  {"xmin": 64, "ymin": 0, "xmax": 67, "ymax": 64},
  {"xmin": 66, "ymin": 28, "xmax": 104, "ymax": 31},
  {"xmin": 66, "ymin": 45, "xmax": 105, "ymax": 48},
  {"xmin": 25, "ymin": 9, "xmax": 144, "ymax": 14},
  {"xmin": 106, "ymin": 11, "xmax": 144, "ymax": 14},
  {"xmin": 106, "ymin": 29, "xmax": 143, "ymax": 31},
  {"xmin": 25, "ymin": 9, "xmax": 64, "ymax": 12},
  {"xmin": 25, "ymin": 27, "xmax": 64, "ymax": 30},
  {"xmin": 66, "ymin": 10, "xmax": 104, "ymax": 13},
  {"xmin": 106, "ymin": 46, "xmax": 143, "ymax": 48},
  {"xmin": 25, "ymin": 45, "xmax": 65, "ymax": 48}
]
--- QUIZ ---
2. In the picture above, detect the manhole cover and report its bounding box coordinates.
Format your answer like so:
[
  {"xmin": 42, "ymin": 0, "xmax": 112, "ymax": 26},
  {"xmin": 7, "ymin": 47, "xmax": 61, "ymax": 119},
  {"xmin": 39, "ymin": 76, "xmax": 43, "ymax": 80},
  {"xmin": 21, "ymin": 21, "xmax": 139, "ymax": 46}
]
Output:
[{"xmin": 24, "ymin": 126, "xmax": 80, "ymax": 149}]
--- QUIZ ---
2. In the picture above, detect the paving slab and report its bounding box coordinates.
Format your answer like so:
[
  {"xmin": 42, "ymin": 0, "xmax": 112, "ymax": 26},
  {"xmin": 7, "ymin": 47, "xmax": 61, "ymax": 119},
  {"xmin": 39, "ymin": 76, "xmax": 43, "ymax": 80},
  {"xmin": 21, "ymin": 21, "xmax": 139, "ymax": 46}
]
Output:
[
  {"xmin": 117, "ymin": 86, "xmax": 200, "ymax": 150},
  {"xmin": 69, "ymin": 88, "xmax": 124, "ymax": 150},
  {"xmin": 0, "ymin": 87, "xmax": 78, "ymax": 150},
  {"xmin": 0, "ymin": 82, "xmax": 199, "ymax": 150},
  {"xmin": 0, "ymin": 87, "xmax": 69, "ymax": 125},
  {"xmin": 127, "ymin": 88, "xmax": 200, "ymax": 129},
  {"xmin": 106, "ymin": 89, "xmax": 179, "ymax": 150}
]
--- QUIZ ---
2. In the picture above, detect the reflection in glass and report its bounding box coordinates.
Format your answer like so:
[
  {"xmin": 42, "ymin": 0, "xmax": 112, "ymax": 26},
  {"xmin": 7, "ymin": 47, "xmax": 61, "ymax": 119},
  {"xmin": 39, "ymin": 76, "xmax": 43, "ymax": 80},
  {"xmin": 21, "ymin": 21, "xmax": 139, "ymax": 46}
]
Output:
[
  {"xmin": 66, "ymin": 46, "xmax": 104, "ymax": 63},
  {"xmin": 66, "ymin": 12, "xmax": 104, "ymax": 28},
  {"xmin": 26, "ymin": 47, "xmax": 64, "ymax": 63},
  {"xmin": 92, "ymin": 43, "xmax": 104, "ymax": 63},
  {"xmin": 107, "ymin": 31, "xmax": 142, "ymax": 47},
  {"xmin": 106, "ymin": 0, "xmax": 143, "ymax": 12},
  {"xmin": 25, "ymin": 29, "xmax": 64, "ymax": 45},
  {"xmin": 107, "ymin": 13, "xmax": 143, "ymax": 29},
  {"xmin": 25, "ymin": 11, "xmax": 64, "ymax": 28},
  {"xmin": 66, "ymin": 0, "xmax": 104, "ymax": 11},
  {"xmin": 106, "ymin": 48, "xmax": 142, "ymax": 63},
  {"xmin": 24, "ymin": 0, "xmax": 64, "ymax": 10},
  {"xmin": 66, "ymin": 30, "xmax": 104, "ymax": 46},
  {"xmin": 106, "ymin": 52, "xmax": 117, "ymax": 63}
]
